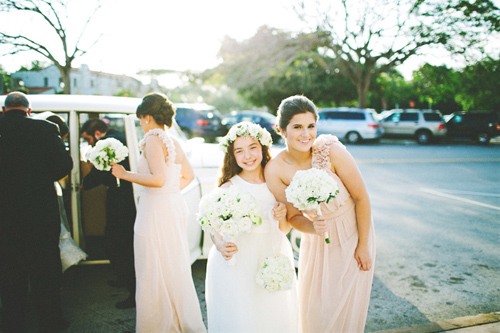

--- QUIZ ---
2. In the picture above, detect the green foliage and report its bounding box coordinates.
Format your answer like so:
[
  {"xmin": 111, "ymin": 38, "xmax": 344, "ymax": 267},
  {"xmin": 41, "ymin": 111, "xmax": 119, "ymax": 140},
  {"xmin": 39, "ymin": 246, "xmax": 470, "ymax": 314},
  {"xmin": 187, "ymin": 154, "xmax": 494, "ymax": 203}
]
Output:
[
  {"xmin": 0, "ymin": 64, "xmax": 11, "ymax": 94},
  {"xmin": 456, "ymin": 57, "xmax": 500, "ymax": 111},
  {"xmin": 410, "ymin": 64, "xmax": 462, "ymax": 114},
  {"xmin": 18, "ymin": 60, "xmax": 47, "ymax": 72},
  {"xmin": 114, "ymin": 89, "xmax": 136, "ymax": 97},
  {"xmin": 205, "ymin": 26, "xmax": 356, "ymax": 112}
]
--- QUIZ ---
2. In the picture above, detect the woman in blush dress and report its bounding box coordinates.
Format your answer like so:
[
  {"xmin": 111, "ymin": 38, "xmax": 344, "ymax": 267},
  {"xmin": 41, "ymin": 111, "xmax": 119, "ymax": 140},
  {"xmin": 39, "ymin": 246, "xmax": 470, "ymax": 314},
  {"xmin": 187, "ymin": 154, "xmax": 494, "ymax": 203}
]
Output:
[
  {"xmin": 265, "ymin": 95, "xmax": 376, "ymax": 332},
  {"xmin": 205, "ymin": 122, "xmax": 299, "ymax": 333},
  {"xmin": 111, "ymin": 93, "xmax": 206, "ymax": 333}
]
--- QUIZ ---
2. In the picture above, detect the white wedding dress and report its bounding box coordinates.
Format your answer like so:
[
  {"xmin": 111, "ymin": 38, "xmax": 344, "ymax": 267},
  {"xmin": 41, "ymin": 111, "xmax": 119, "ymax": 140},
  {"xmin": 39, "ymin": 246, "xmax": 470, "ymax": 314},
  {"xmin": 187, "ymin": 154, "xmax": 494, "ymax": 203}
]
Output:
[{"xmin": 205, "ymin": 175, "xmax": 299, "ymax": 333}]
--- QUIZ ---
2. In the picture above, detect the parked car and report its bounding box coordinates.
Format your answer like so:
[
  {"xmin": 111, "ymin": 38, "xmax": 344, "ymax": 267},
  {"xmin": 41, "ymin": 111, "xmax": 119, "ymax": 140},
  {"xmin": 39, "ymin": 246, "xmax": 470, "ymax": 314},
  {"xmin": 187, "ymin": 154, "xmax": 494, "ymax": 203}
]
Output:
[
  {"xmin": 445, "ymin": 111, "xmax": 500, "ymax": 144},
  {"xmin": 221, "ymin": 110, "xmax": 282, "ymax": 143},
  {"xmin": 174, "ymin": 103, "xmax": 227, "ymax": 143},
  {"xmin": 316, "ymin": 107, "xmax": 384, "ymax": 144},
  {"xmin": 0, "ymin": 94, "xmax": 206, "ymax": 265},
  {"xmin": 381, "ymin": 109, "xmax": 446, "ymax": 144}
]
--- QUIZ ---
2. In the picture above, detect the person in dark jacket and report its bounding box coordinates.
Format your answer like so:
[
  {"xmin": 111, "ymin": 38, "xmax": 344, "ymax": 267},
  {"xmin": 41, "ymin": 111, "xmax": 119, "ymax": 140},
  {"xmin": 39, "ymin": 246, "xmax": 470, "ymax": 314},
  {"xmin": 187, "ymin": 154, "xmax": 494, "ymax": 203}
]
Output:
[
  {"xmin": 81, "ymin": 119, "xmax": 137, "ymax": 309},
  {"xmin": 0, "ymin": 92, "xmax": 73, "ymax": 333}
]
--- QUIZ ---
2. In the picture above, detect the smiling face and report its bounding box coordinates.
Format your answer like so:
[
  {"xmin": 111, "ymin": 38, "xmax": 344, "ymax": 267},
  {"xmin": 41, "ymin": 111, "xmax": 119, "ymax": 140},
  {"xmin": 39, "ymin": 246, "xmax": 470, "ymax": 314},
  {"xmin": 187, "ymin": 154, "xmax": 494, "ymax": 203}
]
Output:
[
  {"xmin": 233, "ymin": 135, "xmax": 263, "ymax": 173},
  {"xmin": 283, "ymin": 112, "xmax": 317, "ymax": 152}
]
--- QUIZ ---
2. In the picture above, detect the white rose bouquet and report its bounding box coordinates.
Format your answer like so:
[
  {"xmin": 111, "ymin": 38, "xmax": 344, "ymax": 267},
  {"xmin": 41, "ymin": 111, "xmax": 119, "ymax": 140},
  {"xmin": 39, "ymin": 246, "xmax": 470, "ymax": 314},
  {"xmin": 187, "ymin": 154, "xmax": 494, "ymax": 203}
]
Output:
[
  {"xmin": 86, "ymin": 137, "xmax": 129, "ymax": 187},
  {"xmin": 197, "ymin": 185, "xmax": 262, "ymax": 266},
  {"xmin": 285, "ymin": 168, "xmax": 339, "ymax": 243},
  {"xmin": 256, "ymin": 254, "xmax": 295, "ymax": 292}
]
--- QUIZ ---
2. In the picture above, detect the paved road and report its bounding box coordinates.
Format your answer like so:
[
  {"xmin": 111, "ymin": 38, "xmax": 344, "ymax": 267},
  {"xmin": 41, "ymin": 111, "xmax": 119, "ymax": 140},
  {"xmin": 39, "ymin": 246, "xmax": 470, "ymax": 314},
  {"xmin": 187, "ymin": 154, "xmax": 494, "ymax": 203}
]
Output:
[
  {"xmin": 194, "ymin": 139, "xmax": 500, "ymax": 331},
  {"xmin": 11, "ymin": 139, "xmax": 500, "ymax": 332}
]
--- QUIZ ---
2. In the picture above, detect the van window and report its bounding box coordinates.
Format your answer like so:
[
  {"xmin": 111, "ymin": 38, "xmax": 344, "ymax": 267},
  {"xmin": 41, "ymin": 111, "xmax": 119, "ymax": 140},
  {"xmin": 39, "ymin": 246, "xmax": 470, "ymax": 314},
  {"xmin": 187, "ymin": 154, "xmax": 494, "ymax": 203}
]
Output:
[
  {"xmin": 423, "ymin": 113, "xmax": 442, "ymax": 121},
  {"xmin": 344, "ymin": 112, "xmax": 365, "ymax": 120},
  {"xmin": 400, "ymin": 113, "xmax": 418, "ymax": 121}
]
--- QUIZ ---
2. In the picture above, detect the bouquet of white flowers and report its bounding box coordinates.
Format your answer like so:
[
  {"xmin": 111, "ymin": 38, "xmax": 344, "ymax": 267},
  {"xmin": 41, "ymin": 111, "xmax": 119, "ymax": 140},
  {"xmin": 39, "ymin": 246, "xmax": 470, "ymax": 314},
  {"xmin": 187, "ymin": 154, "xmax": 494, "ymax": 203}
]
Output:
[
  {"xmin": 285, "ymin": 168, "xmax": 339, "ymax": 243},
  {"xmin": 86, "ymin": 137, "xmax": 129, "ymax": 187},
  {"xmin": 197, "ymin": 185, "xmax": 262, "ymax": 266},
  {"xmin": 256, "ymin": 254, "xmax": 295, "ymax": 292}
]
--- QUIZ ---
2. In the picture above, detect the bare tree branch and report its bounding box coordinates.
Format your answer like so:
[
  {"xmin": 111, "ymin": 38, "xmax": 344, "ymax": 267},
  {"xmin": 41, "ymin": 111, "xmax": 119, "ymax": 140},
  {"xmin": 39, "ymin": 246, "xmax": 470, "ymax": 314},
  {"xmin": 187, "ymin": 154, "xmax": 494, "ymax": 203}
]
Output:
[{"xmin": 0, "ymin": 0, "xmax": 102, "ymax": 93}]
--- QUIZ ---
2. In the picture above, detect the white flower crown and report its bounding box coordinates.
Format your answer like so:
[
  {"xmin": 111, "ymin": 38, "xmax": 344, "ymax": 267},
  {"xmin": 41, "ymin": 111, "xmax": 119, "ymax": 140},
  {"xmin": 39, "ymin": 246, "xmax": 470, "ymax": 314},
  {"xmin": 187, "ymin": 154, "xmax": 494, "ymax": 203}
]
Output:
[{"xmin": 219, "ymin": 122, "xmax": 273, "ymax": 153}]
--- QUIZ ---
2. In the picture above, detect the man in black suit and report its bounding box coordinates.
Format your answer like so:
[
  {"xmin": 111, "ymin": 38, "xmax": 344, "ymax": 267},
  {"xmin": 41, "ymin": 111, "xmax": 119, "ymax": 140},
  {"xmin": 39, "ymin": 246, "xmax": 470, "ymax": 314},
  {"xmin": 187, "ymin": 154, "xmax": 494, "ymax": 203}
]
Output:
[
  {"xmin": 81, "ymin": 119, "xmax": 136, "ymax": 309},
  {"xmin": 0, "ymin": 92, "xmax": 73, "ymax": 332}
]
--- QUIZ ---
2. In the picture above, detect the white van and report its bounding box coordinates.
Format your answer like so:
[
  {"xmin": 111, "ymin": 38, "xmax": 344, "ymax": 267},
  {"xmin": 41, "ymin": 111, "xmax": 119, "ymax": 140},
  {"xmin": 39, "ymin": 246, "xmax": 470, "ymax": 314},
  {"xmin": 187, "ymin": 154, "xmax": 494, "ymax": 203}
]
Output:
[
  {"xmin": 317, "ymin": 107, "xmax": 384, "ymax": 144},
  {"xmin": 0, "ymin": 94, "xmax": 205, "ymax": 265}
]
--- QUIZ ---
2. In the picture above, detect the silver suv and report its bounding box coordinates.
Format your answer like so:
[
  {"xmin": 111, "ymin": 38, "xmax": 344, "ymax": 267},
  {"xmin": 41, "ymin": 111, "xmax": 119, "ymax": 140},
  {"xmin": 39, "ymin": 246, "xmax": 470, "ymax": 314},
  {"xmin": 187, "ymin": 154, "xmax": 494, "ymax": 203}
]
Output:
[
  {"xmin": 381, "ymin": 109, "xmax": 446, "ymax": 144},
  {"xmin": 317, "ymin": 108, "xmax": 384, "ymax": 144}
]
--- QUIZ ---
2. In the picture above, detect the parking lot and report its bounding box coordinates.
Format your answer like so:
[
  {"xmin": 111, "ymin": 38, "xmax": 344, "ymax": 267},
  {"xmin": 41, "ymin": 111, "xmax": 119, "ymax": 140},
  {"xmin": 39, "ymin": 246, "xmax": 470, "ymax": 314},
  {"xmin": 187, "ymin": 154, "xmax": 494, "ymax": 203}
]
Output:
[{"xmin": 10, "ymin": 138, "xmax": 500, "ymax": 332}]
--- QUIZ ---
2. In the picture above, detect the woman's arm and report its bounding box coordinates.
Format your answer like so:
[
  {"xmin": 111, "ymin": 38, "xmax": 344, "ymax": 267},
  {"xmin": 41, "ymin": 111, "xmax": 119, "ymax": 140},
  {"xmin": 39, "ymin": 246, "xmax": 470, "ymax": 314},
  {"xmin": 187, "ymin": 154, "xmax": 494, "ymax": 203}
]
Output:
[
  {"xmin": 272, "ymin": 202, "xmax": 291, "ymax": 234},
  {"xmin": 111, "ymin": 135, "xmax": 166, "ymax": 187},
  {"xmin": 330, "ymin": 144, "xmax": 373, "ymax": 271},
  {"xmin": 210, "ymin": 232, "xmax": 238, "ymax": 261},
  {"xmin": 265, "ymin": 159, "xmax": 323, "ymax": 235},
  {"xmin": 172, "ymin": 138, "xmax": 195, "ymax": 190}
]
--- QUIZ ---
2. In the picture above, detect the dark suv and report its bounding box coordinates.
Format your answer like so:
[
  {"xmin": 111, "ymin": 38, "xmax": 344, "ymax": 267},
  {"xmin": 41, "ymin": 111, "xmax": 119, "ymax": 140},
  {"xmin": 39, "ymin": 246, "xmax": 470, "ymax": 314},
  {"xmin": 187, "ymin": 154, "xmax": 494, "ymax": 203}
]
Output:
[
  {"xmin": 445, "ymin": 111, "xmax": 500, "ymax": 144},
  {"xmin": 221, "ymin": 110, "xmax": 282, "ymax": 143},
  {"xmin": 174, "ymin": 103, "xmax": 227, "ymax": 143}
]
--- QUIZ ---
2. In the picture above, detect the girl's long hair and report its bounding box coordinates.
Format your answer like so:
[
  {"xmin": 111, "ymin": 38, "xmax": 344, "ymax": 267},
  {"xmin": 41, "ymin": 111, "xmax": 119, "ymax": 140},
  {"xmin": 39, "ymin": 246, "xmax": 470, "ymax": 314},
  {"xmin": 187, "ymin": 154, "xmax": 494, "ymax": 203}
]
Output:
[{"xmin": 217, "ymin": 141, "xmax": 272, "ymax": 187}]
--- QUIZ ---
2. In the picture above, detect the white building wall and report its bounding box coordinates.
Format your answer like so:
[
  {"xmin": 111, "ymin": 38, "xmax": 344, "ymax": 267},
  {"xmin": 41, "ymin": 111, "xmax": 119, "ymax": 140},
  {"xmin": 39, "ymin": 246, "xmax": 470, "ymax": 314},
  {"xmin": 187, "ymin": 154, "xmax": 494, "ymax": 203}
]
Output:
[{"xmin": 12, "ymin": 64, "xmax": 151, "ymax": 96}]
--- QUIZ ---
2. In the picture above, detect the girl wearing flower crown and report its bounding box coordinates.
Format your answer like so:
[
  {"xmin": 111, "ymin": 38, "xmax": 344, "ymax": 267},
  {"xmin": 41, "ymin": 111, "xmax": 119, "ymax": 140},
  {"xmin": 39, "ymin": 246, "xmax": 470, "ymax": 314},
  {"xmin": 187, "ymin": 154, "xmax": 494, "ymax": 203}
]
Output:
[
  {"xmin": 205, "ymin": 122, "xmax": 299, "ymax": 332},
  {"xmin": 265, "ymin": 96, "xmax": 375, "ymax": 332}
]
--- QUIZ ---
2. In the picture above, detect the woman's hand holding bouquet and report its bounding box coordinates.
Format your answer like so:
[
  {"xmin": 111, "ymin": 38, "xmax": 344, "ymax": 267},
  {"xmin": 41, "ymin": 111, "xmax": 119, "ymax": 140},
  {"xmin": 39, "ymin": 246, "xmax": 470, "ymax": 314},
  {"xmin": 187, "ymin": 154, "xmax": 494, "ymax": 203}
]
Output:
[
  {"xmin": 197, "ymin": 185, "xmax": 262, "ymax": 266},
  {"xmin": 285, "ymin": 168, "xmax": 339, "ymax": 243},
  {"xmin": 86, "ymin": 137, "xmax": 128, "ymax": 187}
]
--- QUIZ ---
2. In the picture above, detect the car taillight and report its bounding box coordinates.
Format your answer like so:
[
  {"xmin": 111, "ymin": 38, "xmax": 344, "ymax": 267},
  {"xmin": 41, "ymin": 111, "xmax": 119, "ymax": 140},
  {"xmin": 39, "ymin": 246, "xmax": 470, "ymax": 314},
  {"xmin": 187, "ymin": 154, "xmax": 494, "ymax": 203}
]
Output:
[
  {"xmin": 438, "ymin": 123, "xmax": 444, "ymax": 131},
  {"xmin": 368, "ymin": 124, "xmax": 379, "ymax": 128},
  {"xmin": 196, "ymin": 119, "xmax": 210, "ymax": 126}
]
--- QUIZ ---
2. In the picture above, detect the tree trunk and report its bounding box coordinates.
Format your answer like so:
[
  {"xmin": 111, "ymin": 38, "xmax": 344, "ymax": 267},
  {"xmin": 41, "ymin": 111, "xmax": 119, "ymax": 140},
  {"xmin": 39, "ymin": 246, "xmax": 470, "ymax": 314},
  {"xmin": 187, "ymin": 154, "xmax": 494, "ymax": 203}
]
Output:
[
  {"xmin": 62, "ymin": 68, "xmax": 71, "ymax": 94},
  {"xmin": 56, "ymin": 64, "xmax": 72, "ymax": 94},
  {"xmin": 357, "ymin": 78, "xmax": 370, "ymax": 108}
]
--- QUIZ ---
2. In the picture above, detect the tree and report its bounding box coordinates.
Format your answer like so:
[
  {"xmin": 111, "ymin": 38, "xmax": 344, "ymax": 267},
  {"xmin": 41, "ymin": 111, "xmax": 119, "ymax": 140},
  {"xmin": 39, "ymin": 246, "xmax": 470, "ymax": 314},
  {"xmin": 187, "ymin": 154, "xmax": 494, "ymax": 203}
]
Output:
[
  {"xmin": 456, "ymin": 57, "xmax": 500, "ymax": 111},
  {"xmin": 0, "ymin": 0, "xmax": 102, "ymax": 94},
  {"xmin": 368, "ymin": 69, "xmax": 414, "ymax": 111},
  {"xmin": 18, "ymin": 60, "xmax": 48, "ymax": 72},
  {"xmin": 295, "ymin": 0, "xmax": 500, "ymax": 107},
  {"xmin": 410, "ymin": 64, "xmax": 462, "ymax": 114},
  {"xmin": 0, "ymin": 64, "xmax": 12, "ymax": 94},
  {"xmin": 211, "ymin": 26, "xmax": 357, "ymax": 112}
]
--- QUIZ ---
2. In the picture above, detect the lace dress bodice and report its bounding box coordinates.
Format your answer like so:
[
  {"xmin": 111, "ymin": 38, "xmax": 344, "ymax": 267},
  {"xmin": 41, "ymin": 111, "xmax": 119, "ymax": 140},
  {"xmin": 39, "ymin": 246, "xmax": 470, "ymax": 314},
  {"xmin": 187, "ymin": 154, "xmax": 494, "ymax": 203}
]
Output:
[
  {"xmin": 311, "ymin": 134, "xmax": 354, "ymax": 218},
  {"xmin": 138, "ymin": 128, "xmax": 181, "ymax": 194}
]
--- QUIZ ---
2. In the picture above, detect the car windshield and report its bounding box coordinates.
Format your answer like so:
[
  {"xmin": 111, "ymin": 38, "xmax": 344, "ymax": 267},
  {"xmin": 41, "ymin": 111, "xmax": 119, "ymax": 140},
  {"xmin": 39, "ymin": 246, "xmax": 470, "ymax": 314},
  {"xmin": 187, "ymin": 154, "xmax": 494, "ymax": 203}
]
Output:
[{"xmin": 423, "ymin": 113, "xmax": 443, "ymax": 121}]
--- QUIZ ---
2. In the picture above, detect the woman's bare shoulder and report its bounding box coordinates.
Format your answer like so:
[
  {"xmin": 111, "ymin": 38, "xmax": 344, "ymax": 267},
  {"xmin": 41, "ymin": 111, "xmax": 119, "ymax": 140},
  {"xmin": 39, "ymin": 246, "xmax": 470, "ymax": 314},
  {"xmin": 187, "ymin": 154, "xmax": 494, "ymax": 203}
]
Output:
[{"xmin": 266, "ymin": 151, "xmax": 286, "ymax": 170}]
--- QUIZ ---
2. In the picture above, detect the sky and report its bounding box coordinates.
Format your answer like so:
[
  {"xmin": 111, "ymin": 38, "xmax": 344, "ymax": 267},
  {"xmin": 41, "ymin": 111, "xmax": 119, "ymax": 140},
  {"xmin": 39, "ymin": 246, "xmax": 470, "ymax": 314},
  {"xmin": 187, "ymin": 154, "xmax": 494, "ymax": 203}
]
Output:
[
  {"xmin": 1, "ymin": 0, "xmax": 308, "ymax": 86},
  {"xmin": 1, "ymin": 0, "xmax": 498, "ymax": 87}
]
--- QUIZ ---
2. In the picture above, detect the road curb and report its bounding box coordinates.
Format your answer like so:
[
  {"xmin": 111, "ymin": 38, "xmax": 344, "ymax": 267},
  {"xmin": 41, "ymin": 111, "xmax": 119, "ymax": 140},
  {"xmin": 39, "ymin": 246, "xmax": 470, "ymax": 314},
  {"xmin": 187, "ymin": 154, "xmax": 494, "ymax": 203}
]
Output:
[{"xmin": 372, "ymin": 312, "xmax": 500, "ymax": 333}]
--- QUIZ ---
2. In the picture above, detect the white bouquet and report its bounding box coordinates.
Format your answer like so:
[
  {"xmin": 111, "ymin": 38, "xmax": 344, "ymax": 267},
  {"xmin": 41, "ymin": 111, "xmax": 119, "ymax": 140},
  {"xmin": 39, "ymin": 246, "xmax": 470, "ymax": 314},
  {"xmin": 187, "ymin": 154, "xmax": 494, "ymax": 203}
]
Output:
[
  {"xmin": 197, "ymin": 185, "xmax": 262, "ymax": 266},
  {"xmin": 285, "ymin": 168, "xmax": 339, "ymax": 243},
  {"xmin": 86, "ymin": 137, "xmax": 129, "ymax": 187},
  {"xmin": 256, "ymin": 254, "xmax": 295, "ymax": 292}
]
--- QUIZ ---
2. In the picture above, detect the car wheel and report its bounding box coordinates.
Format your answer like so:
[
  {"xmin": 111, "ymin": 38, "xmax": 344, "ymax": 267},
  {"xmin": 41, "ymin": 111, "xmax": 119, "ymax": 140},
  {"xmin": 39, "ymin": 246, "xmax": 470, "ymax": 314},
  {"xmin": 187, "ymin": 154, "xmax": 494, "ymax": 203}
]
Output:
[
  {"xmin": 415, "ymin": 130, "xmax": 432, "ymax": 144},
  {"xmin": 476, "ymin": 132, "xmax": 490, "ymax": 145},
  {"xmin": 345, "ymin": 131, "xmax": 361, "ymax": 144}
]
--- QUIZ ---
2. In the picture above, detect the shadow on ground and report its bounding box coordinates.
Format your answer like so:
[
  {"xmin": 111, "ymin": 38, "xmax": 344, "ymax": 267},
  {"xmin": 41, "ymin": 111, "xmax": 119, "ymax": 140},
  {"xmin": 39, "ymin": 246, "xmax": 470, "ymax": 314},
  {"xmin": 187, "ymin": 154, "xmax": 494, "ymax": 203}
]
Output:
[{"xmin": 366, "ymin": 276, "xmax": 430, "ymax": 332}]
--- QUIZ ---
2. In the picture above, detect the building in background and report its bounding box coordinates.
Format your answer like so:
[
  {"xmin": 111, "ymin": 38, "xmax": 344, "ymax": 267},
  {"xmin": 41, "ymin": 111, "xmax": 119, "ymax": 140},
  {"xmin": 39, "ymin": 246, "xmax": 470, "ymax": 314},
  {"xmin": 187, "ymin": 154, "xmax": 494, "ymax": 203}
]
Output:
[{"xmin": 11, "ymin": 64, "xmax": 156, "ymax": 96}]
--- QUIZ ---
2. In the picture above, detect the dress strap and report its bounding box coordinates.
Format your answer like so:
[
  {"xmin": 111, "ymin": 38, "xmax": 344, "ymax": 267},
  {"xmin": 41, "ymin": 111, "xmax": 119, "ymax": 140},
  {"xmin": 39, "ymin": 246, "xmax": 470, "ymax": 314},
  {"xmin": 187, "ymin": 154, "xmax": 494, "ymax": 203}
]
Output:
[
  {"xmin": 139, "ymin": 128, "xmax": 176, "ymax": 165},
  {"xmin": 311, "ymin": 134, "xmax": 345, "ymax": 171}
]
